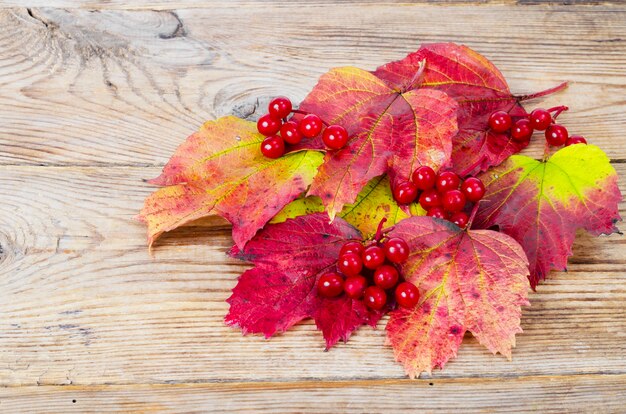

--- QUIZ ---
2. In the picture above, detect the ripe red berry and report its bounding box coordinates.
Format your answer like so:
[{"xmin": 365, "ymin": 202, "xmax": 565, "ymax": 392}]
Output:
[
  {"xmin": 344, "ymin": 275, "xmax": 367, "ymax": 299},
  {"xmin": 257, "ymin": 114, "xmax": 282, "ymax": 136},
  {"xmin": 384, "ymin": 237, "xmax": 410, "ymax": 264},
  {"xmin": 529, "ymin": 108, "xmax": 552, "ymax": 131},
  {"xmin": 545, "ymin": 124, "xmax": 568, "ymax": 146},
  {"xmin": 317, "ymin": 272, "xmax": 344, "ymax": 298},
  {"xmin": 511, "ymin": 118, "xmax": 534, "ymax": 142},
  {"xmin": 393, "ymin": 181, "xmax": 419, "ymax": 205},
  {"xmin": 442, "ymin": 189, "xmax": 466, "ymax": 213},
  {"xmin": 364, "ymin": 286, "xmax": 387, "ymax": 310},
  {"xmin": 260, "ymin": 135, "xmax": 285, "ymax": 158},
  {"xmin": 436, "ymin": 171, "xmax": 460, "ymax": 193},
  {"xmin": 299, "ymin": 114, "xmax": 323, "ymax": 138},
  {"xmin": 322, "ymin": 125, "xmax": 349, "ymax": 149},
  {"xmin": 280, "ymin": 121, "xmax": 303, "ymax": 145},
  {"xmin": 461, "ymin": 177, "xmax": 486, "ymax": 203},
  {"xmin": 268, "ymin": 96, "xmax": 292, "ymax": 119},
  {"xmin": 419, "ymin": 189, "xmax": 442, "ymax": 210},
  {"xmin": 337, "ymin": 252, "xmax": 363, "ymax": 277},
  {"xmin": 566, "ymin": 135, "xmax": 587, "ymax": 146},
  {"xmin": 450, "ymin": 211, "xmax": 469, "ymax": 228},
  {"xmin": 488, "ymin": 110, "xmax": 512, "ymax": 133},
  {"xmin": 362, "ymin": 245, "xmax": 386, "ymax": 269},
  {"xmin": 395, "ymin": 282, "xmax": 420, "ymax": 308},
  {"xmin": 426, "ymin": 207, "xmax": 446, "ymax": 219},
  {"xmin": 411, "ymin": 165, "xmax": 437, "ymax": 190},
  {"xmin": 373, "ymin": 265, "xmax": 399, "ymax": 289},
  {"xmin": 340, "ymin": 241, "xmax": 365, "ymax": 257}
]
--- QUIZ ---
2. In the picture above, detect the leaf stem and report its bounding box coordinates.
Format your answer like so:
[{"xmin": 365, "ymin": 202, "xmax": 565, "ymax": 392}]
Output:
[
  {"xmin": 516, "ymin": 81, "xmax": 569, "ymax": 102},
  {"xmin": 374, "ymin": 217, "xmax": 388, "ymax": 243},
  {"xmin": 466, "ymin": 202, "xmax": 481, "ymax": 230}
]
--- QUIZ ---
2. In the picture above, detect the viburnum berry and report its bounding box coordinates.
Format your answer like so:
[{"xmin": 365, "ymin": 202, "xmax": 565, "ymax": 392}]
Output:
[
  {"xmin": 488, "ymin": 110, "xmax": 512, "ymax": 133},
  {"xmin": 529, "ymin": 108, "xmax": 552, "ymax": 131},
  {"xmin": 373, "ymin": 265, "xmax": 399, "ymax": 290},
  {"xmin": 442, "ymin": 190, "xmax": 466, "ymax": 213},
  {"xmin": 257, "ymin": 114, "xmax": 282, "ymax": 136},
  {"xmin": 395, "ymin": 282, "xmax": 420, "ymax": 308},
  {"xmin": 450, "ymin": 211, "xmax": 469, "ymax": 228},
  {"xmin": 566, "ymin": 135, "xmax": 587, "ymax": 146},
  {"xmin": 340, "ymin": 241, "xmax": 365, "ymax": 257},
  {"xmin": 322, "ymin": 125, "xmax": 349, "ymax": 149},
  {"xmin": 280, "ymin": 121, "xmax": 303, "ymax": 145},
  {"xmin": 461, "ymin": 177, "xmax": 486, "ymax": 203},
  {"xmin": 344, "ymin": 275, "xmax": 367, "ymax": 299},
  {"xmin": 260, "ymin": 135, "xmax": 285, "ymax": 159},
  {"xmin": 545, "ymin": 124, "xmax": 568, "ymax": 146},
  {"xmin": 511, "ymin": 118, "xmax": 533, "ymax": 142},
  {"xmin": 436, "ymin": 171, "xmax": 460, "ymax": 193},
  {"xmin": 393, "ymin": 181, "xmax": 419, "ymax": 205},
  {"xmin": 426, "ymin": 207, "xmax": 446, "ymax": 219},
  {"xmin": 337, "ymin": 252, "xmax": 363, "ymax": 277},
  {"xmin": 383, "ymin": 237, "xmax": 409, "ymax": 264},
  {"xmin": 317, "ymin": 272, "xmax": 344, "ymax": 298},
  {"xmin": 411, "ymin": 165, "xmax": 437, "ymax": 190},
  {"xmin": 362, "ymin": 245, "xmax": 386, "ymax": 269},
  {"xmin": 268, "ymin": 96, "xmax": 292, "ymax": 120},
  {"xmin": 364, "ymin": 286, "xmax": 387, "ymax": 310},
  {"xmin": 419, "ymin": 189, "xmax": 442, "ymax": 210},
  {"xmin": 299, "ymin": 114, "xmax": 323, "ymax": 138}
]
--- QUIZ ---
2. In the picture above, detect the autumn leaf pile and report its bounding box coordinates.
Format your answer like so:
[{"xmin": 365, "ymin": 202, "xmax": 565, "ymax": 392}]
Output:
[{"xmin": 138, "ymin": 43, "xmax": 622, "ymax": 377}]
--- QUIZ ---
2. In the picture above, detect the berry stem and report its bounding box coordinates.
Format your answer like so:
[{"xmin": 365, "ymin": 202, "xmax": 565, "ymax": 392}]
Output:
[
  {"xmin": 374, "ymin": 217, "xmax": 388, "ymax": 243},
  {"xmin": 515, "ymin": 81, "xmax": 568, "ymax": 102},
  {"xmin": 547, "ymin": 105, "xmax": 569, "ymax": 120},
  {"xmin": 290, "ymin": 109, "xmax": 330, "ymax": 126}
]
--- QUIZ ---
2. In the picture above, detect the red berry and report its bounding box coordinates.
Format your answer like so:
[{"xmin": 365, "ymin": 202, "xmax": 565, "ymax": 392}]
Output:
[
  {"xmin": 340, "ymin": 241, "xmax": 365, "ymax": 257},
  {"xmin": 299, "ymin": 114, "xmax": 323, "ymax": 138},
  {"xmin": 317, "ymin": 272, "xmax": 344, "ymax": 297},
  {"xmin": 566, "ymin": 135, "xmax": 587, "ymax": 146},
  {"xmin": 257, "ymin": 114, "xmax": 282, "ymax": 136},
  {"xmin": 436, "ymin": 171, "xmax": 460, "ymax": 193},
  {"xmin": 280, "ymin": 121, "xmax": 303, "ymax": 145},
  {"xmin": 362, "ymin": 245, "xmax": 385, "ymax": 269},
  {"xmin": 545, "ymin": 124, "xmax": 568, "ymax": 146},
  {"xmin": 268, "ymin": 96, "xmax": 292, "ymax": 119},
  {"xmin": 419, "ymin": 189, "xmax": 442, "ymax": 210},
  {"xmin": 260, "ymin": 135, "xmax": 285, "ymax": 158},
  {"xmin": 529, "ymin": 108, "xmax": 552, "ymax": 131},
  {"xmin": 344, "ymin": 275, "xmax": 367, "ymax": 299},
  {"xmin": 364, "ymin": 286, "xmax": 387, "ymax": 310},
  {"xmin": 395, "ymin": 282, "xmax": 420, "ymax": 308},
  {"xmin": 511, "ymin": 118, "xmax": 534, "ymax": 142},
  {"xmin": 442, "ymin": 189, "xmax": 466, "ymax": 213},
  {"xmin": 461, "ymin": 177, "xmax": 486, "ymax": 203},
  {"xmin": 426, "ymin": 207, "xmax": 446, "ymax": 219},
  {"xmin": 322, "ymin": 125, "xmax": 349, "ymax": 149},
  {"xmin": 393, "ymin": 181, "xmax": 419, "ymax": 205},
  {"xmin": 373, "ymin": 265, "xmax": 399, "ymax": 289},
  {"xmin": 337, "ymin": 252, "xmax": 363, "ymax": 277},
  {"xmin": 488, "ymin": 110, "xmax": 512, "ymax": 133},
  {"xmin": 450, "ymin": 211, "xmax": 469, "ymax": 228},
  {"xmin": 383, "ymin": 237, "xmax": 409, "ymax": 264},
  {"xmin": 411, "ymin": 166, "xmax": 437, "ymax": 190}
]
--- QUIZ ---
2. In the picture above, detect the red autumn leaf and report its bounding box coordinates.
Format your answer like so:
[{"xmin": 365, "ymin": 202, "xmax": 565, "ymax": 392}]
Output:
[
  {"xmin": 474, "ymin": 144, "xmax": 622, "ymax": 289},
  {"xmin": 226, "ymin": 213, "xmax": 383, "ymax": 348},
  {"xmin": 385, "ymin": 216, "xmax": 530, "ymax": 378},
  {"xmin": 295, "ymin": 66, "xmax": 458, "ymax": 219},
  {"xmin": 373, "ymin": 42, "xmax": 530, "ymax": 176}
]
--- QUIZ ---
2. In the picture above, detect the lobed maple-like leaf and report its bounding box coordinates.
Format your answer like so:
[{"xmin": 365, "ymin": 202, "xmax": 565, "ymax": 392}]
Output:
[
  {"xmin": 226, "ymin": 213, "xmax": 383, "ymax": 348},
  {"xmin": 296, "ymin": 66, "xmax": 459, "ymax": 219},
  {"xmin": 138, "ymin": 116, "xmax": 323, "ymax": 249},
  {"xmin": 474, "ymin": 144, "xmax": 622, "ymax": 289},
  {"xmin": 385, "ymin": 216, "xmax": 530, "ymax": 378},
  {"xmin": 373, "ymin": 43, "xmax": 529, "ymax": 176}
]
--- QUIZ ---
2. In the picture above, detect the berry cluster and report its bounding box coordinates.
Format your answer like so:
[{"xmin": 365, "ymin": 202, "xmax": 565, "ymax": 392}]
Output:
[
  {"xmin": 488, "ymin": 106, "xmax": 587, "ymax": 147},
  {"xmin": 392, "ymin": 166, "xmax": 485, "ymax": 228},
  {"xmin": 317, "ymin": 236, "xmax": 420, "ymax": 311},
  {"xmin": 257, "ymin": 97, "xmax": 349, "ymax": 158}
]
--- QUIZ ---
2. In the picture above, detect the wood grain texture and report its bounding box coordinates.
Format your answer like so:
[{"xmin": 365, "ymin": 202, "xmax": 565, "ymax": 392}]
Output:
[{"xmin": 0, "ymin": 1, "xmax": 625, "ymax": 412}]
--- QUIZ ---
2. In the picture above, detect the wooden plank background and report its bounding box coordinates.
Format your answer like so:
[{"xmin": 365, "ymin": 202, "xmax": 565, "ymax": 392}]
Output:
[{"xmin": 0, "ymin": 1, "xmax": 625, "ymax": 412}]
